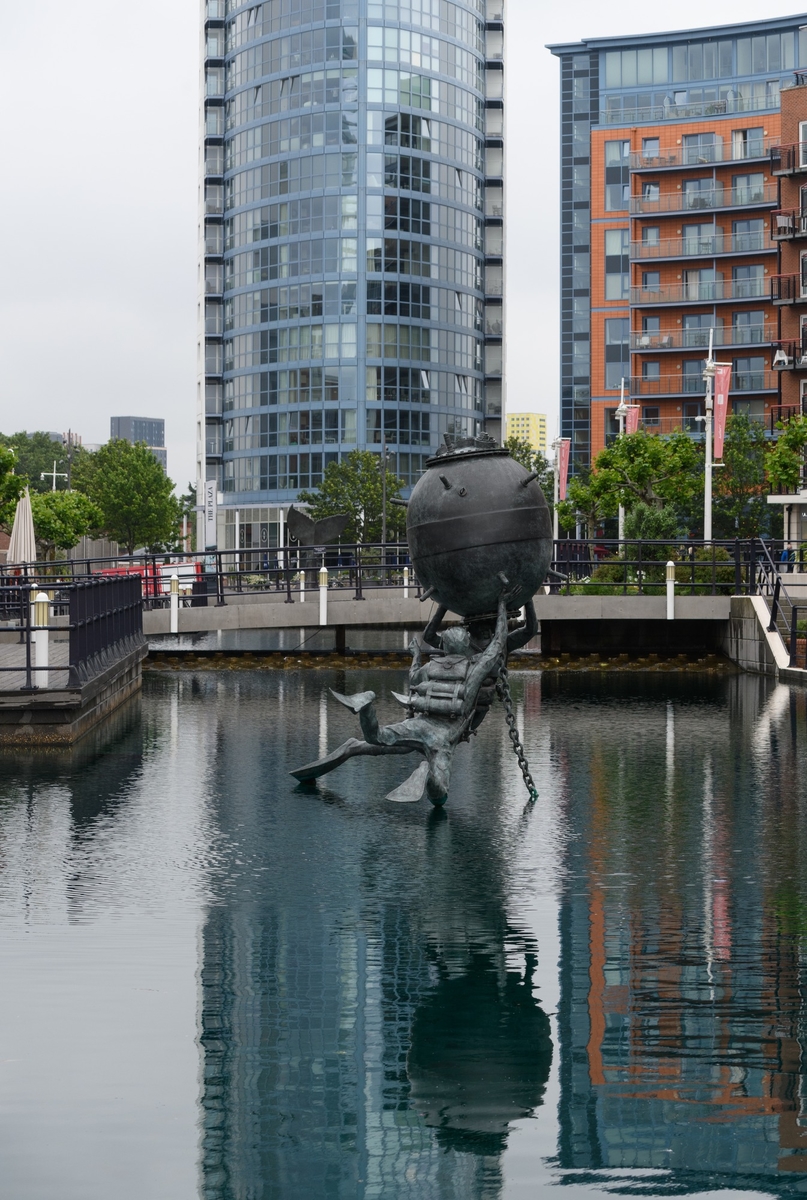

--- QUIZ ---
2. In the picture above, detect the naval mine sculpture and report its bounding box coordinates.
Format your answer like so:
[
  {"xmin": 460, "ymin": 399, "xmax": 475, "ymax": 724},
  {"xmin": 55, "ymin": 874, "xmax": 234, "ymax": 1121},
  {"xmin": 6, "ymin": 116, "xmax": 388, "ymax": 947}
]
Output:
[{"xmin": 292, "ymin": 434, "xmax": 553, "ymax": 804}]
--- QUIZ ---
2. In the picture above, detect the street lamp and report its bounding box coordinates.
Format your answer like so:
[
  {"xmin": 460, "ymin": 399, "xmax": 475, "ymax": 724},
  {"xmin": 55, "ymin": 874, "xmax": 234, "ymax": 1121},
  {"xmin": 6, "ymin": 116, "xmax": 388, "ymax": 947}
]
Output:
[
  {"xmin": 702, "ymin": 328, "xmax": 730, "ymax": 543},
  {"xmin": 614, "ymin": 378, "xmax": 629, "ymax": 544}
]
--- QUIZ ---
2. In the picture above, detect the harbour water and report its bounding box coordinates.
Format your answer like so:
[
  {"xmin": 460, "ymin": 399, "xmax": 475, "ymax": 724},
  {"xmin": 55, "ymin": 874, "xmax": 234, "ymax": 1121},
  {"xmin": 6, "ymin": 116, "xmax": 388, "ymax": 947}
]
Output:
[{"xmin": 1, "ymin": 669, "xmax": 806, "ymax": 1198}]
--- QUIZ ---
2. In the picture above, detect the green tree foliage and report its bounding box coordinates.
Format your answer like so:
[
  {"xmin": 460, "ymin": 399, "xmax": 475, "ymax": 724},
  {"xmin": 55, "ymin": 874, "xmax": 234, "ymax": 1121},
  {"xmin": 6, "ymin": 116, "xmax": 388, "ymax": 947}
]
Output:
[
  {"xmin": 767, "ymin": 415, "xmax": 807, "ymax": 495},
  {"xmin": 712, "ymin": 413, "xmax": 768, "ymax": 537},
  {"xmin": 557, "ymin": 431, "xmax": 704, "ymax": 535},
  {"xmin": 0, "ymin": 445, "xmax": 26, "ymax": 530},
  {"xmin": 297, "ymin": 449, "xmax": 406, "ymax": 543},
  {"xmin": 72, "ymin": 439, "xmax": 180, "ymax": 555},
  {"xmin": 503, "ymin": 435, "xmax": 556, "ymax": 509},
  {"xmin": 0, "ymin": 431, "xmax": 87, "ymax": 494},
  {"xmin": 30, "ymin": 491, "xmax": 102, "ymax": 559}
]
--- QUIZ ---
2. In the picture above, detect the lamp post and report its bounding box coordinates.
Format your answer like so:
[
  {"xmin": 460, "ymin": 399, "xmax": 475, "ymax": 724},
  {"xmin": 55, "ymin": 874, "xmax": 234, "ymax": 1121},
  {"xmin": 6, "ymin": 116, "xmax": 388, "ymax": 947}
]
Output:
[
  {"xmin": 615, "ymin": 378, "xmax": 629, "ymax": 544},
  {"xmin": 701, "ymin": 328, "xmax": 731, "ymax": 543},
  {"xmin": 552, "ymin": 438, "xmax": 560, "ymax": 542}
]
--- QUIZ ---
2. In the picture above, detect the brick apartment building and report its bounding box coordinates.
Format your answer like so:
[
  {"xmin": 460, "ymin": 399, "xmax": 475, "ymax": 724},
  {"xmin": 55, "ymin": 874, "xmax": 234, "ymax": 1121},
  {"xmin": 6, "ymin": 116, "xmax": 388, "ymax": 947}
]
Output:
[{"xmin": 550, "ymin": 19, "xmax": 807, "ymax": 470}]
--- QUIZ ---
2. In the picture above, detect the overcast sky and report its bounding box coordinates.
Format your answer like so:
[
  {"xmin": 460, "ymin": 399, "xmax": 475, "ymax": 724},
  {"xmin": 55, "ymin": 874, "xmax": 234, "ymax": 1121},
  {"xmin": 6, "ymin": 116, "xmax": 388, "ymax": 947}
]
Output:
[{"xmin": 3, "ymin": 0, "xmax": 806, "ymax": 487}]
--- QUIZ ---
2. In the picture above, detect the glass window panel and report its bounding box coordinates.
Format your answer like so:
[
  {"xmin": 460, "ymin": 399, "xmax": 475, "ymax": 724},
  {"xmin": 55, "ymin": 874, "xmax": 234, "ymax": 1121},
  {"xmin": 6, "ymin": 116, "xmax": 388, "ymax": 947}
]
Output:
[
  {"xmin": 737, "ymin": 38, "xmax": 751, "ymax": 74},
  {"xmin": 653, "ymin": 46, "xmax": 668, "ymax": 83},
  {"xmin": 783, "ymin": 31, "xmax": 795, "ymax": 70},
  {"xmin": 621, "ymin": 50, "xmax": 637, "ymax": 87},
  {"xmin": 688, "ymin": 44, "xmax": 703, "ymax": 81},
  {"xmin": 604, "ymin": 51, "xmax": 621, "ymax": 88},
  {"xmin": 672, "ymin": 44, "xmax": 686, "ymax": 81},
  {"xmin": 637, "ymin": 48, "xmax": 653, "ymax": 85},
  {"xmin": 767, "ymin": 34, "xmax": 781, "ymax": 72},
  {"xmin": 752, "ymin": 36, "xmax": 765, "ymax": 73},
  {"xmin": 718, "ymin": 40, "xmax": 733, "ymax": 76}
]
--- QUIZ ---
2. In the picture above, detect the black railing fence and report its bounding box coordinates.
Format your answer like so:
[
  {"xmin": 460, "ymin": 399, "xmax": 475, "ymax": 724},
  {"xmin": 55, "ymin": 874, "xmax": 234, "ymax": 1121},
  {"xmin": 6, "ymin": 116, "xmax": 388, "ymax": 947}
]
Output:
[{"xmin": 0, "ymin": 576, "xmax": 144, "ymax": 692}]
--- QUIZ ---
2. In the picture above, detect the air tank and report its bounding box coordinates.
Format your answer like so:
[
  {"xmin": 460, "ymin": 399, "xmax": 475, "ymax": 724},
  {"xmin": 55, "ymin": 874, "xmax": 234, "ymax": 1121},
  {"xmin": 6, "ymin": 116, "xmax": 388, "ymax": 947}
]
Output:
[{"xmin": 406, "ymin": 437, "xmax": 553, "ymax": 617}]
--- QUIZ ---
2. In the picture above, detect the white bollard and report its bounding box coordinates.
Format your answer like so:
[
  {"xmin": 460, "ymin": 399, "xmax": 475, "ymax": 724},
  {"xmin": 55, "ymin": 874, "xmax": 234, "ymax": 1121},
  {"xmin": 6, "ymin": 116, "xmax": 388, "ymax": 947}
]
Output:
[
  {"xmin": 300, "ymin": 570, "xmax": 306, "ymax": 602},
  {"xmin": 403, "ymin": 566, "xmax": 409, "ymax": 599},
  {"xmin": 319, "ymin": 564, "xmax": 328, "ymax": 626},
  {"xmin": 170, "ymin": 573, "xmax": 179, "ymax": 634},
  {"xmin": 34, "ymin": 591, "xmax": 49, "ymax": 688},
  {"xmin": 666, "ymin": 560, "xmax": 675, "ymax": 621}
]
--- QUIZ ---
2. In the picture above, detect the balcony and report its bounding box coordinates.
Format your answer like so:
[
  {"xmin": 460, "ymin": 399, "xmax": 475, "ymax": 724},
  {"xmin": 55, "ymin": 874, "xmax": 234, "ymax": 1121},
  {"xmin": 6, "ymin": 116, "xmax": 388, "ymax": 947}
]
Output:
[
  {"xmin": 631, "ymin": 278, "xmax": 768, "ymax": 306},
  {"xmin": 772, "ymin": 339, "xmax": 807, "ymax": 369},
  {"xmin": 771, "ymin": 209, "xmax": 807, "ymax": 240},
  {"xmin": 630, "ymin": 138, "xmax": 773, "ymax": 172},
  {"xmin": 770, "ymin": 143, "xmax": 807, "ymax": 175},
  {"xmin": 630, "ymin": 325, "xmax": 776, "ymax": 352},
  {"xmin": 631, "ymin": 231, "xmax": 774, "ymax": 261},
  {"xmin": 630, "ymin": 370, "xmax": 777, "ymax": 398},
  {"xmin": 601, "ymin": 92, "xmax": 778, "ymax": 127},
  {"xmin": 771, "ymin": 274, "xmax": 807, "ymax": 305},
  {"xmin": 630, "ymin": 183, "xmax": 777, "ymax": 216}
]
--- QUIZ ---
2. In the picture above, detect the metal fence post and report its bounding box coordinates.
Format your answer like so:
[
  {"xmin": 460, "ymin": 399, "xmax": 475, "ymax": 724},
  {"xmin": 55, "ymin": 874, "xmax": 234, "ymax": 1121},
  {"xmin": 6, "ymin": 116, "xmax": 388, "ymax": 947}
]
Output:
[
  {"xmin": 790, "ymin": 605, "xmax": 800, "ymax": 667},
  {"xmin": 734, "ymin": 538, "xmax": 742, "ymax": 594}
]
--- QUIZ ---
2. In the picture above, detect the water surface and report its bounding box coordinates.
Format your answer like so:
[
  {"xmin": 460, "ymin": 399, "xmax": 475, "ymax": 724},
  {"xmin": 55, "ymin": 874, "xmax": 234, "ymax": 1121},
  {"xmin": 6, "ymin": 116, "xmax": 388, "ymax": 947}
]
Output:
[{"xmin": 1, "ymin": 670, "xmax": 806, "ymax": 1198}]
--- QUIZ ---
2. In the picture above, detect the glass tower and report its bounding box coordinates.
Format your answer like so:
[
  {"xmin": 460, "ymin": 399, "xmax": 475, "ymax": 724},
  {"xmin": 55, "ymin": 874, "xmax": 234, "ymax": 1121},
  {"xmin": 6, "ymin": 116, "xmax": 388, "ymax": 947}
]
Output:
[{"xmin": 198, "ymin": 0, "xmax": 505, "ymax": 550}]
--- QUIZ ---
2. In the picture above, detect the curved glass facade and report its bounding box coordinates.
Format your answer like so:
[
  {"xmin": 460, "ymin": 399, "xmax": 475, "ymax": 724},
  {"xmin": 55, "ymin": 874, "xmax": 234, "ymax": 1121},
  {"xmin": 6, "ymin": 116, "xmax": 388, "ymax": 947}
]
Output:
[{"xmin": 198, "ymin": 0, "xmax": 504, "ymax": 547}]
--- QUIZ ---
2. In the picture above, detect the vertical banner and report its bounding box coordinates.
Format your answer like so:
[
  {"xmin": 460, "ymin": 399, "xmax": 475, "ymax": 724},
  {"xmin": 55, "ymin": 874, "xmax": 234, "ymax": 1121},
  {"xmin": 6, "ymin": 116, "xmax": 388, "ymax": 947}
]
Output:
[
  {"xmin": 625, "ymin": 405, "xmax": 640, "ymax": 435},
  {"xmin": 558, "ymin": 438, "xmax": 571, "ymax": 501},
  {"xmin": 204, "ymin": 480, "xmax": 217, "ymax": 549},
  {"xmin": 713, "ymin": 364, "xmax": 731, "ymax": 460}
]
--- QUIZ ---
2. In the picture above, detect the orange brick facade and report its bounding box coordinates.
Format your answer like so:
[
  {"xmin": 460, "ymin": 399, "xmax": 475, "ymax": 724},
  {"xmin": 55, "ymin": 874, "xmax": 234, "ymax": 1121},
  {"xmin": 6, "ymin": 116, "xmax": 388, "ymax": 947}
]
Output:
[
  {"xmin": 771, "ymin": 81, "xmax": 807, "ymax": 415},
  {"xmin": 589, "ymin": 110, "xmax": 786, "ymax": 457}
]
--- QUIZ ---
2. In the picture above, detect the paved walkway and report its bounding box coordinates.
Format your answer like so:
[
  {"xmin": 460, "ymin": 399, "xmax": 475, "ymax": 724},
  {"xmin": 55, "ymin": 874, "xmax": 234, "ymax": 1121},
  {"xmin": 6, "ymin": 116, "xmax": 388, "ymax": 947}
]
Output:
[{"xmin": 0, "ymin": 640, "xmax": 70, "ymax": 691}]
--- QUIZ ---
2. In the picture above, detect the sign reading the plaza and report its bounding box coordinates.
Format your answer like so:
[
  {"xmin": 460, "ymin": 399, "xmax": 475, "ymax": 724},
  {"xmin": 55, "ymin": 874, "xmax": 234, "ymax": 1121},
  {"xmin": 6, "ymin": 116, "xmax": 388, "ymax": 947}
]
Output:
[{"xmin": 204, "ymin": 481, "xmax": 217, "ymax": 549}]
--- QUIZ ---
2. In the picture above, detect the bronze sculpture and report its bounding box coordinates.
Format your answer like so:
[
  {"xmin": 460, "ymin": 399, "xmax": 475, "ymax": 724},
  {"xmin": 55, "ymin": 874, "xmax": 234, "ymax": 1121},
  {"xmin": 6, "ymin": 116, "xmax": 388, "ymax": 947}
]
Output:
[{"xmin": 291, "ymin": 434, "xmax": 552, "ymax": 805}]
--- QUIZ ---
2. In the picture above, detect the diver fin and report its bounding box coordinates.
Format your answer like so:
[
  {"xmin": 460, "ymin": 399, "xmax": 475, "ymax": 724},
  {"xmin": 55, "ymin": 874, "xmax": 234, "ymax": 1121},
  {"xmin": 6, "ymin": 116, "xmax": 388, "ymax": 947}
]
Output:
[
  {"xmin": 390, "ymin": 690, "xmax": 411, "ymax": 707},
  {"xmin": 330, "ymin": 689, "xmax": 376, "ymax": 713},
  {"xmin": 386, "ymin": 761, "xmax": 429, "ymax": 803}
]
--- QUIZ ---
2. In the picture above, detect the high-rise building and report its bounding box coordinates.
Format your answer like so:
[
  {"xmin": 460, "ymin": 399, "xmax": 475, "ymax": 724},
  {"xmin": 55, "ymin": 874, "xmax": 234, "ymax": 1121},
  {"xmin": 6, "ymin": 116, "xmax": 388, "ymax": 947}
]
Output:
[
  {"xmin": 110, "ymin": 416, "xmax": 167, "ymax": 470},
  {"xmin": 505, "ymin": 411, "xmax": 546, "ymax": 452},
  {"xmin": 549, "ymin": 17, "xmax": 807, "ymax": 472},
  {"xmin": 198, "ymin": 0, "xmax": 506, "ymax": 550}
]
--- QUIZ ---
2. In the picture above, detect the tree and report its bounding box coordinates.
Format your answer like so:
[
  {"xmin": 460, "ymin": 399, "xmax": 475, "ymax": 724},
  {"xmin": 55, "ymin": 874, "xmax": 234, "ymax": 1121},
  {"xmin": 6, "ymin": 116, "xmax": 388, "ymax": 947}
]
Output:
[
  {"xmin": 767, "ymin": 415, "xmax": 807, "ymax": 495},
  {"xmin": 29, "ymin": 491, "xmax": 102, "ymax": 559},
  {"xmin": 712, "ymin": 413, "xmax": 768, "ymax": 537},
  {"xmin": 0, "ymin": 444, "xmax": 26, "ymax": 530},
  {"xmin": 0, "ymin": 431, "xmax": 86, "ymax": 494},
  {"xmin": 297, "ymin": 449, "xmax": 406, "ymax": 544},
  {"xmin": 557, "ymin": 469, "xmax": 618, "ymax": 536},
  {"xmin": 503, "ymin": 435, "xmax": 556, "ymax": 505},
  {"xmin": 72, "ymin": 439, "xmax": 180, "ymax": 555}
]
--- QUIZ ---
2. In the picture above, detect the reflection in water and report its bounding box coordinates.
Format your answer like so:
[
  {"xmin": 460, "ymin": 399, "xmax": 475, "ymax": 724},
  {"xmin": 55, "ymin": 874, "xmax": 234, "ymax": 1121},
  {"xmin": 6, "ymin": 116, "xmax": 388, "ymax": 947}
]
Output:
[
  {"xmin": 550, "ymin": 674, "xmax": 807, "ymax": 1194},
  {"xmin": 193, "ymin": 668, "xmax": 553, "ymax": 1199}
]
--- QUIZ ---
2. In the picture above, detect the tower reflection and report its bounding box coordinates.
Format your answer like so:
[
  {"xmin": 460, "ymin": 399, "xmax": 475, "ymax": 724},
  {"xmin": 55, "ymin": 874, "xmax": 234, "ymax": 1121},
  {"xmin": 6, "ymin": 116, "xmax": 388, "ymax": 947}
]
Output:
[{"xmin": 195, "ymin": 668, "xmax": 552, "ymax": 1199}]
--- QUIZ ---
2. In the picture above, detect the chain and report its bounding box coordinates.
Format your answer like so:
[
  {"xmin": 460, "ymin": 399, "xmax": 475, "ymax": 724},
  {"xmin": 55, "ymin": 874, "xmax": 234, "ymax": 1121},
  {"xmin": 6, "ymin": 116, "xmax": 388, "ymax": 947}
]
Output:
[{"xmin": 495, "ymin": 664, "xmax": 538, "ymax": 802}]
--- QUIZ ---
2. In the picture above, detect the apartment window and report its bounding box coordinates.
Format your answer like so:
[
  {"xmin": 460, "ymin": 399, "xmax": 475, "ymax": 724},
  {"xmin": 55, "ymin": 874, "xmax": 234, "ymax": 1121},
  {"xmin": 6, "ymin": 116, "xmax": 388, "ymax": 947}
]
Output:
[
  {"xmin": 800, "ymin": 121, "xmax": 807, "ymax": 169},
  {"xmin": 683, "ymin": 177, "xmax": 716, "ymax": 210},
  {"xmin": 642, "ymin": 360, "xmax": 660, "ymax": 380},
  {"xmin": 683, "ymin": 359, "xmax": 706, "ymax": 392},
  {"xmin": 683, "ymin": 132, "xmax": 720, "ymax": 166},
  {"xmin": 732, "ymin": 127, "xmax": 763, "ymax": 160},
  {"xmin": 683, "ymin": 400, "xmax": 705, "ymax": 432},
  {"xmin": 642, "ymin": 226, "xmax": 660, "ymax": 246},
  {"xmin": 642, "ymin": 137, "xmax": 660, "ymax": 159},
  {"xmin": 732, "ymin": 218, "xmax": 764, "ymax": 253},
  {"xmin": 605, "ymin": 140, "xmax": 630, "ymax": 211},
  {"xmin": 638, "ymin": 316, "xmax": 662, "ymax": 348},
  {"xmin": 643, "ymin": 406, "xmax": 661, "ymax": 425},
  {"xmin": 732, "ymin": 263, "xmax": 763, "ymax": 298},
  {"xmin": 734, "ymin": 355, "xmax": 765, "ymax": 390},
  {"xmin": 683, "ymin": 313, "xmax": 714, "ymax": 348},
  {"xmin": 683, "ymin": 268, "xmax": 721, "ymax": 301},
  {"xmin": 642, "ymin": 181, "xmax": 660, "ymax": 202},
  {"xmin": 604, "ymin": 229, "xmax": 629, "ymax": 299},
  {"xmin": 733, "ymin": 310, "xmax": 764, "ymax": 344},
  {"xmin": 682, "ymin": 223, "xmax": 717, "ymax": 255},
  {"xmin": 604, "ymin": 317, "xmax": 629, "ymax": 388},
  {"xmin": 642, "ymin": 270, "xmax": 660, "ymax": 293},
  {"xmin": 732, "ymin": 173, "xmax": 764, "ymax": 205},
  {"xmin": 802, "ymin": 251, "xmax": 807, "ymax": 298}
]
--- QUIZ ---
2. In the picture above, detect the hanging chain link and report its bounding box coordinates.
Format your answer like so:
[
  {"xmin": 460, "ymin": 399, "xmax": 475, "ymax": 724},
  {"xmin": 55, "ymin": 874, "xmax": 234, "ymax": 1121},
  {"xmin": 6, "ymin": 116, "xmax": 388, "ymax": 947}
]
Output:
[{"xmin": 496, "ymin": 664, "xmax": 538, "ymax": 802}]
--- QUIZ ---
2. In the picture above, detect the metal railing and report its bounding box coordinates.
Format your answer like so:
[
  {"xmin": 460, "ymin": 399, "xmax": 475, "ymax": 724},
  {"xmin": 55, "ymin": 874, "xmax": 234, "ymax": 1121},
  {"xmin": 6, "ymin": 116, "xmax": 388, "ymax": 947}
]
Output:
[
  {"xmin": 601, "ymin": 94, "xmax": 778, "ymax": 126},
  {"xmin": 630, "ymin": 138, "xmax": 773, "ymax": 171},
  {"xmin": 770, "ymin": 142, "xmax": 807, "ymax": 174},
  {"xmin": 631, "ymin": 183, "xmax": 777, "ymax": 216},
  {"xmin": 771, "ymin": 209, "xmax": 807, "ymax": 239},
  {"xmin": 771, "ymin": 274, "xmax": 807, "ymax": 304},
  {"xmin": 0, "ymin": 576, "xmax": 144, "ymax": 692},
  {"xmin": 630, "ymin": 325, "xmax": 776, "ymax": 352},
  {"xmin": 630, "ymin": 231, "xmax": 774, "ymax": 260},
  {"xmin": 631, "ymin": 278, "xmax": 768, "ymax": 306},
  {"xmin": 630, "ymin": 370, "xmax": 776, "ymax": 398}
]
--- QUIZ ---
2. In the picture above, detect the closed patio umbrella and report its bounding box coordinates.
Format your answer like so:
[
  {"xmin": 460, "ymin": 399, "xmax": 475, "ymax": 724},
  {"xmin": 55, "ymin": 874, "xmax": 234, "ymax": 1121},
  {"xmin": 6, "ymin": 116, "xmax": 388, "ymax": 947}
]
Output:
[{"xmin": 7, "ymin": 487, "xmax": 36, "ymax": 568}]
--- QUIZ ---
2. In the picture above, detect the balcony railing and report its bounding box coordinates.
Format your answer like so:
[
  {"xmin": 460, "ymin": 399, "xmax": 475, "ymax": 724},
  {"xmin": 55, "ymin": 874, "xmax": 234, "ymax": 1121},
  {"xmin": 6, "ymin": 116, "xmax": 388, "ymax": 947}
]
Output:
[
  {"xmin": 631, "ymin": 278, "xmax": 768, "ymax": 305},
  {"xmin": 771, "ymin": 274, "xmax": 807, "ymax": 304},
  {"xmin": 631, "ymin": 325, "xmax": 776, "ymax": 352},
  {"xmin": 631, "ymin": 183, "xmax": 777, "ymax": 216},
  {"xmin": 771, "ymin": 209, "xmax": 807, "ymax": 239},
  {"xmin": 600, "ymin": 93, "xmax": 778, "ymax": 127},
  {"xmin": 770, "ymin": 143, "xmax": 807, "ymax": 174},
  {"xmin": 630, "ymin": 138, "xmax": 773, "ymax": 171},
  {"xmin": 773, "ymin": 339, "xmax": 807, "ymax": 369},
  {"xmin": 630, "ymin": 370, "xmax": 777, "ymax": 397},
  {"xmin": 631, "ymin": 231, "xmax": 774, "ymax": 260}
]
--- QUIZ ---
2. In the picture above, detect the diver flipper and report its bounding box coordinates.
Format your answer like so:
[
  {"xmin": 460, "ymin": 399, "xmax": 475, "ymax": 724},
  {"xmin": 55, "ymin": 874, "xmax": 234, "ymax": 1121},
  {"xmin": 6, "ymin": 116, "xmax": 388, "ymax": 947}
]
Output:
[
  {"xmin": 386, "ymin": 760, "xmax": 429, "ymax": 803},
  {"xmin": 330, "ymin": 689, "xmax": 376, "ymax": 713}
]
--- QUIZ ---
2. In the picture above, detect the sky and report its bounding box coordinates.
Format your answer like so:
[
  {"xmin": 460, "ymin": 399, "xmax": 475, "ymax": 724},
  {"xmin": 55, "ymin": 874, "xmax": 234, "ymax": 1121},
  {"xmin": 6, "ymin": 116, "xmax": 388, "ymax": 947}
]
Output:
[{"xmin": 3, "ymin": 0, "xmax": 807, "ymax": 488}]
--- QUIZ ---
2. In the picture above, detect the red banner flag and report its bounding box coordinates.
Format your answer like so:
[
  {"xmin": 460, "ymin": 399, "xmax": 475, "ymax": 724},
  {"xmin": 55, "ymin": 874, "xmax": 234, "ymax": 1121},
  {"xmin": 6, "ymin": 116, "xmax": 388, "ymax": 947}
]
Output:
[
  {"xmin": 558, "ymin": 438, "xmax": 571, "ymax": 501},
  {"xmin": 713, "ymin": 364, "xmax": 731, "ymax": 460},
  {"xmin": 625, "ymin": 405, "xmax": 640, "ymax": 435}
]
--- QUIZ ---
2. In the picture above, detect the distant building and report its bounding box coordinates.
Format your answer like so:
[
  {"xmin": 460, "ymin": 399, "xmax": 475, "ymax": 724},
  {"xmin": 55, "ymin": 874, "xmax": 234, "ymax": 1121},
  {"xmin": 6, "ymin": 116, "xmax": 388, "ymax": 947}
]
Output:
[
  {"xmin": 505, "ymin": 412, "xmax": 547, "ymax": 453},
  {"xmin": 110, "ymin": 416, "xmax": 167, "ymax": 470}
]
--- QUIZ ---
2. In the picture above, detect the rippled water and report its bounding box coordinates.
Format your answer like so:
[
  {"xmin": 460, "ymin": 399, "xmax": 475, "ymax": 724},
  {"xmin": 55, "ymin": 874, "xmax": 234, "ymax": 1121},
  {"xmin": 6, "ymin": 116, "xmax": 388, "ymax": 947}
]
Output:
[{"xmin": 1, "ymin": 670, "xmax": 806, "ymax": 1199}]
